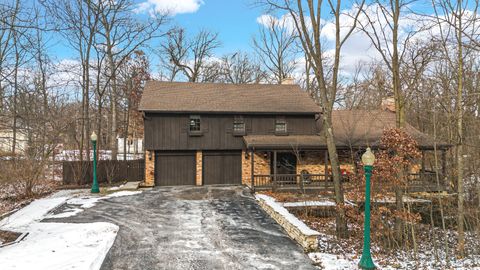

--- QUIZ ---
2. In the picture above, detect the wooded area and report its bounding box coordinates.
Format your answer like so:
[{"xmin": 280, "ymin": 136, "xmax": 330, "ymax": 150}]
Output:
[{"xmin": 0, "ymin": 0, "xmax": 479, "ymax": 265}]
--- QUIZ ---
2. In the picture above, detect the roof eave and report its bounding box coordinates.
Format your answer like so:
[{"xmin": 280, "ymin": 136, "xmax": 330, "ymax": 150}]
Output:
[{"xmin": 140, "ymin": 109, "xmax": 320, "ymax": 115}]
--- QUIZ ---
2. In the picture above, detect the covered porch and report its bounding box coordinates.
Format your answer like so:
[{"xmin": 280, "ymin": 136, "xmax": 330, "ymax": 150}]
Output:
[
  {"xmin": 242, "ymin": 135, "xmax": 449, "ymax": 193},
  {"xmin": 242, "ymin": 135, "xmax": 345, "ymax": 192}
]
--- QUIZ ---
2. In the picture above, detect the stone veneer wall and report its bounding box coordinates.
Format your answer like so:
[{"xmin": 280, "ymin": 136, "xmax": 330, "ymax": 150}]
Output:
[
  {"xmin": 256, "ymin": 194, "xmax": 319, "ymax": 251},
  {"xmin": 144, "ymin": 150, "xmax": 155, "ymax": 187},
  {"xmin": 296, "ymin": 151, "xmax": 354, "ymax": 175},
  {"xmin": 296, "ymin": 151, "xmax": 325, "ymax": 174},
  {"xmin": 241, "ymin": 150, "xmax": 271, "ymax": 187},
  {"xmin": 196, "ymin": 150, "xmax": 202, "ymax": 186}
]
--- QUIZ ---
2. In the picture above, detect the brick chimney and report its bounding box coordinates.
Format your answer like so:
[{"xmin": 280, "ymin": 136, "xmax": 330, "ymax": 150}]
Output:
[
  {"xmin": 281, "ymin": 77, "xmax": 295, "ymax": 85},
  {"xmin": 381, "ymin": 97, "xmax": 395, "ymax": 112}
]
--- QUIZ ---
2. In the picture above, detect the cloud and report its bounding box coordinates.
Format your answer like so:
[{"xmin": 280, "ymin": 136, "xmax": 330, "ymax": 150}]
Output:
[
  {"xmin": 136, "ymin": 0, "xmax": 204, "ymax": 16},
  {"xmin": 254, "ymin": 4, "xmax": 439, "ymax": 77}
]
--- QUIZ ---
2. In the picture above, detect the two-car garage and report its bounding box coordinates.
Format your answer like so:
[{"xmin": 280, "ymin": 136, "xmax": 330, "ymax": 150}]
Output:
[{"xmin": 154, "ymin": 151, "xmax": 242, "ymax": 186}]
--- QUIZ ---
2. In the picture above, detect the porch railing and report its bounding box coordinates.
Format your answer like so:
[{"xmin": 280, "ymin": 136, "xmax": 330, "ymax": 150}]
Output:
[
  {"xmin": 253, "ymin": 172, "xmax": 446, "ymax": 192},
  {"xmin": 407, "ymin": 171, "xmax": 446, "ymax": 192},
  {"xmin": 253, "ymin": 173, "xmax": 343, "ymax": 190}
]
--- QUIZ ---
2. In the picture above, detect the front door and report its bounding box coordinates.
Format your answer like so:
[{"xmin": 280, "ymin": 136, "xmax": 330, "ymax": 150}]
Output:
[{"xmin": 272, "ymin": 152, "xmax": 297, "ymax": 174}]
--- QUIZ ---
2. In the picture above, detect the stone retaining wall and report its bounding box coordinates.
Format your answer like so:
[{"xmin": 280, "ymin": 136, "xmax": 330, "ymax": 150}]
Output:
[{"xmin": 256, "ymin": 194, "xmax": 319, "ymax": 251}]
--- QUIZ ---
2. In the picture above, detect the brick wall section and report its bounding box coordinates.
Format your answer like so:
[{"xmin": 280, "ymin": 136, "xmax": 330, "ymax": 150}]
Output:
[
  {"xmin": 242, "ymin": 150, "xmax": 271, "ymax": 187},
  {"xmin": 196, "ymin": 150, "xmax": 202, "ymax": 186},
  {"xmin": 144, "ymin": 150, "xmax": 155, "ymax": 187}
]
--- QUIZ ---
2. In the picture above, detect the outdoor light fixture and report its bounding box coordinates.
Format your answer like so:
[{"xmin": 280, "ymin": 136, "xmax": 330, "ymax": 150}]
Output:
[
  {"xmin": 90, "ymin": 131, "xmax": 99, "ymax": 194},
  {"xmin": 361, "ymin": 147, "xmax": 375, "ymax": 166},
  {"xmin": 359, "ymin": 147, "xmax": 376, "ymax": 269},
  {"xmin": 90, "ymin": 131, "xmax": 98, "ymax": 142}
]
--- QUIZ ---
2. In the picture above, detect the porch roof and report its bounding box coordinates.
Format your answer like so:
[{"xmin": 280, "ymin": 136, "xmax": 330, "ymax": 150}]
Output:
[{"xmin": 243, "ymin": 135, "xmax": 327, "ymax": 150}]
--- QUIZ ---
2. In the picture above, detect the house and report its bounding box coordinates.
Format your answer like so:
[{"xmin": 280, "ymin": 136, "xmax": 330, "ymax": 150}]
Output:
[
  {"xmin": 0, "ymin": 128, "xmax": 28, "ymax": 155},
  {"xmin": 139, "ymin": 81, "xmax": 450, "ymax": 192},
  {"xmin": 139, "ymin": 81, "xmax": 324, "ymax": 187},
  {"xmin": 331, "ymin": 109, "xmax": 451, "ymax": 192}
]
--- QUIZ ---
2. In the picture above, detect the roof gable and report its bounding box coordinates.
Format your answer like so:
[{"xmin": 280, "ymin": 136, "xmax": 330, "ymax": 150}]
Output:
[{"xmin": 139, "ymin": 81, "xmax": 320, "ymax": 114}]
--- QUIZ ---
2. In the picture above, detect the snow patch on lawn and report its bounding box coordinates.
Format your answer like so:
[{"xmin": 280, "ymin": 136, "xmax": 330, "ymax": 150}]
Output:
[
  {"xmin": 0, "ymin": 197, "xmax": 68, "ymax": 230},
  {"xmin": 283, "ymin": 200, "xmax": 336, "ymax": 207},
  {"xmin": 0, "ymin": 222, "xmax": 118, "ymax": 270},
  {"xmin": 255, "ymin": 194, "xmax": 320, "ymax": 236},
  {"xmin": 309, "ymin": 252, "xmax": 356, "ymax": 269},
  {"xmin": 0, "ymin": 190, "xmax": 131, "ymax": 270}
]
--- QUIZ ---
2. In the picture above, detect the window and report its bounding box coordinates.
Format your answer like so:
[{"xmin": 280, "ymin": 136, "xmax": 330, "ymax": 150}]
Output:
[
  {"xmin": 275, "ymin": 118, "xmax": 287, "ymax": 135},
  {"xmin": 189, "ymin": 115, "xmax": 202, "ymax": 135},
  {"xmin": 233, "ymin": 116, "xmax": 245, "ymax": 136}
]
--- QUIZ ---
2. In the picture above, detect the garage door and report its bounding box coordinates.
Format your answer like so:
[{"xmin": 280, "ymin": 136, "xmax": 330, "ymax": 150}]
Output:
[
  {"xmin": 155, "ymin": 151, "xmax": 196, "ymax": 186},
  {"xmin": 203, "ymin": 151, "xmax": 241, "ymax": 185}
]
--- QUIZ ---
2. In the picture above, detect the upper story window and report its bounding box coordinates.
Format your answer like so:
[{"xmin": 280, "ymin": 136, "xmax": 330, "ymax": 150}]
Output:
[
  {"xmin": 189, "ymin": 115, "xmax": 202, "ymax": 135},
  {"xmin": 275, "ymin": 118, "xmax": 287, "ymax": 135},
  {"xmin": 233, "ymin": 116, "xmax": 245, "ymax": 136}
]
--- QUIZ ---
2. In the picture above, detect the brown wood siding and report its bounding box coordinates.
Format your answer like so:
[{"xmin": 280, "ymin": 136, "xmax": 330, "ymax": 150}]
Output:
[
  {"xmin": 203, "ymin": 151, "xmax": 242, "ymax": 185},
  {"xmin": 155, "ymin": 151, "xmax": 196, "ymax": 186},
  {"xmin": 144, "ymin": 114, "xmax": 318, "ymax": 150}
]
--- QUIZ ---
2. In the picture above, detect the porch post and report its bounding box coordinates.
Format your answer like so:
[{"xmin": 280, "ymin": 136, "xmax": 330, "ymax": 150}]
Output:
[
  {"xmin": 324, "ymin": 150, "xmax": 329, "ymax": 182},
  {"xmin": 441, "ymin": 149, "xmax": 446, "ymax": 185},
  {"xmin": 421, "ymin": 150, "xmax": 425, "ymax": 177},
  {"xmin": 273, "ymin": 150, "xmax": 277, "ymax": 190},
  {"xmin": 251, "ymin": 148, "xmax": 255, "ymax": 191}
]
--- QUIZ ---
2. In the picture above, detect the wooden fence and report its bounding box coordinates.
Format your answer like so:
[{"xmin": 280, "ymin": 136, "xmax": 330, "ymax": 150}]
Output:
[{"xmin": 62, "ymin": 159, "xmax": 144, "ymax": 185}]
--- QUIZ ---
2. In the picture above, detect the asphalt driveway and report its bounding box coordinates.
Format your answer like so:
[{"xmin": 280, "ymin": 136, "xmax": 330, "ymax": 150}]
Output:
[{"xmin": 50, "ymin": 186, "xmax": 316, "ymax": 270}]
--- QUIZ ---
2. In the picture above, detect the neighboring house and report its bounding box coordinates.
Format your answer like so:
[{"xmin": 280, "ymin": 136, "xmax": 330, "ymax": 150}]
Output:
[
  {"xmin": 139, "ymin": 81, "xmax": 450, "ymax": 192},
  {"xmin": 117, "ymin": 137, "xmax": 144, "ymax": 155},
  {"xmin": 0, "ymin": 128, "xmax": 28, "ymax": 155}
]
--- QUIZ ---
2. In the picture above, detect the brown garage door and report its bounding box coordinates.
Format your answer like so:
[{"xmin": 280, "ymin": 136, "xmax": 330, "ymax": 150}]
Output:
[
  {"xmin": 203, "ymin": 151, "xmax": 241, "ymax": 185},
  {"xmin": 155, "ymin": 151, "xmax": 196, "ymax": 186}
]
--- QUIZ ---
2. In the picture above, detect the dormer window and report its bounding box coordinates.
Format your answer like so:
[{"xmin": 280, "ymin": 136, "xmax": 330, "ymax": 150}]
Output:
[
  {"xmin": 233, "ymin": 116, "xmax": 245, "ymax": 136},
  {"xmin": 275, "ymin": 118, "xmax": 287, "ymax": 135},
  {"xmin": 189, "ymin": 115, "xmax": 202, "ymax": 136}
]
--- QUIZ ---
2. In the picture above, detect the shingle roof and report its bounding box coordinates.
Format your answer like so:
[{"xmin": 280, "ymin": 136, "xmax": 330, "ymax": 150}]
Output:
[
  {"xmin": 331, "ymin": 110, "xmax": 450, "ymax": 149},
  {"xmin": 243, "ymin": 135, "xmax": 326, "ymax": 149},
  {"xmin": 139, "ymin": 81, "xmax": 320, "ymax": 114}
]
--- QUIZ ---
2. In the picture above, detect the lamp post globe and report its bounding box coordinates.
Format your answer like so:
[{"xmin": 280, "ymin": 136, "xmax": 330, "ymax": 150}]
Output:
[
  {"xmin": 362, "ymin": 147, "xmax": 375, "ymax": 166},
  {"xmin": 91, "ymin": 132, "xmax": 99, "ymax": 193},
  {"xmin": 90, "ymin": 131, "xmax": 97, "ymax": 142},
  {"xmin": 359, "ymin": 147, "xmax": 376, "ymax": 269}
]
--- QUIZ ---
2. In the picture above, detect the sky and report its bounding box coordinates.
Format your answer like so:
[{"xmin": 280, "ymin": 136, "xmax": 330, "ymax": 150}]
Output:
[
  {"xmin": 41, "ymin": 0, "xmax": 478, "ymax": 80},
  {"xmin": 47, "ymin": 0, "xmax": 266, "ymax": 62}
]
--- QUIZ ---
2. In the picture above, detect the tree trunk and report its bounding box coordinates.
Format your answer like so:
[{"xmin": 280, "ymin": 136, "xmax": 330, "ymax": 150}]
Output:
[
  {"xmin": 323, "ymin": 110, "xmax": 348, "ymax": 237},
  {"xmin": 456, "ymin": 0, "xmax": 465, "ymax": 256}
]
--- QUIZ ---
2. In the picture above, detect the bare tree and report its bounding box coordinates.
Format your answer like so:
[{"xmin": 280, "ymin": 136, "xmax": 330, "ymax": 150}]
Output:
[
  {"xmin": 252, "ymin": 15, "xmax": 297, "ymax": 84},
  {"xmin": 431, "ymin": 0, "xmax": 480, "ymax": 257},
  {"xmin": 43, "ymin": 0, "xmax": 101, "ymax": 163},
  {"xmin": 263, "ymin": 0, "xmax": 365, "ymax": 237},
  {"xmin": 159, "ymin": 27, "xmax": 221, "ymax": 82},
  {"xmin": 95, "ymin": 0, "xmax": 166, "ymax": 160},
  {"xmin": 220, "ymin": 51, "xmax": 266, "ymax": 83}
]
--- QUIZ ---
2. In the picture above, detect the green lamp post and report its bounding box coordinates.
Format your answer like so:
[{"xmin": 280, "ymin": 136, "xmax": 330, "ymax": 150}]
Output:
[
  {"xmin": 91, "ymin": 131, "xmax": 99, "ymax": 193},
  {"xmin": 359, "ymin": 147, "xmax": 376, "ymax": 269}
]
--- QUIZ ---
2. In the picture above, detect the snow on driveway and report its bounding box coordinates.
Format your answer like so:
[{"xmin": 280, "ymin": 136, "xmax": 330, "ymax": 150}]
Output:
[{"xmin": 0, "ymin": 190, "xmax": 141, "ymax": 270}]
